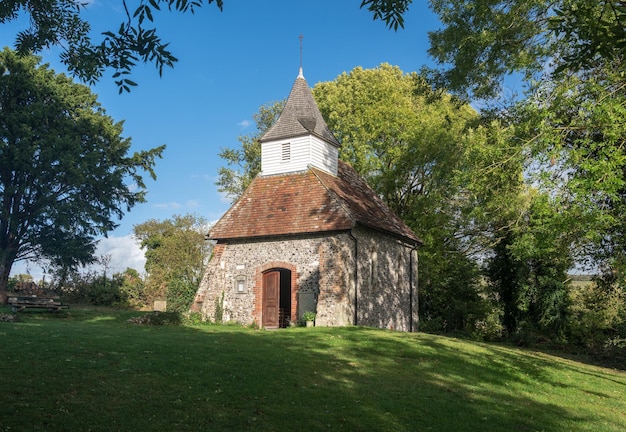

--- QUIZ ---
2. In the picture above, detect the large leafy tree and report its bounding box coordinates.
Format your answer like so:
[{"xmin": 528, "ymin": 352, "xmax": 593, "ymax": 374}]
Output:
[
  {"xmin": 313, "ymin": 64, "xmax": 477, "ymax": 223},
  {"xmin": 427, "ymin": 0, "xmax": 626, "ymax": 99},
  {"xmin": 1, "ymin": 0, "xmax": 411, "ymax": 92},
  {"xmin": 216, "ymin": 100, "xmax": 283, "ymax": 202},
  {"xmin": 428, "ymin": 0, "xmax": 626, "ymax": 339},
  {"xmin": 0, "ymin": 48, "xmax": 165, "ymax": 293},
  {"xmin": 513, "ymin": 65, "xmax": 626, "ymax": 286},
  {"xmin": 133, "ymin": 213, "xmax": 212, "ymax": 312}
]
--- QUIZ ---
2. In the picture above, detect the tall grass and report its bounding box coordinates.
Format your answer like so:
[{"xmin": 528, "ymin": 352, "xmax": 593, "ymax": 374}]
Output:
[{"xmin": 0, "ymin": 308, "xmax": 624, "ymax": 431}]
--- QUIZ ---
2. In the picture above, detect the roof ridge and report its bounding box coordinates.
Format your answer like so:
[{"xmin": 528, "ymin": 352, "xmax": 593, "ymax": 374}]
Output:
[{"xmin": 309, "ymin": 165, "xmax": 357, "ymax": 223}]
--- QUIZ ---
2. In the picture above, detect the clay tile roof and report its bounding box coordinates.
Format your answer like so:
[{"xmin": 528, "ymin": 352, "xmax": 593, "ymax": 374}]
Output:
[
  {"xmin": 209, "ymin": 161, "xmax": 421, "ymax": 246},
  {"xmin": 259, "ymin": 71, "xmax": 340, "ymax": 147}
]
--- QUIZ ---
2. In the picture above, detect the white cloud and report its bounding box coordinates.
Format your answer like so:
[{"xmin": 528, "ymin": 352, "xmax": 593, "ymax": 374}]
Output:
[
  {"xmin": 9, "ymin": 235, "xmax": 145, "ymax": 281},
  {"xmin": 218, "ymin": 189, "xmax": 233, "ymax": 204},
  {"xmin": 192, "ymin": 173, "xmax": 213, "ymax": 182},
  {"xmin": 238, "ymin": 119, "xmax": 252, "ymax": 128},
  {"xmin": 152, "ymin": 200, "xmax": 200, "ymax": 211},
  {"xmin": 185, "ymin": 199, "xmax": 200, "ymax": 209},
  {"xmin": 95, "ymin": 235, "xmax": 146, "ymax": 275},
  {"xmin": 153, "ymin": 202, "xmax": 182, "ymax": 210}
]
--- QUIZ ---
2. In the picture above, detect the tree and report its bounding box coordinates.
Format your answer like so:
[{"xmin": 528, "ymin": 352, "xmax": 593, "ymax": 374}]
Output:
[
  {"xmin": 216, "ymin": 100, "xmax": 284, "ymax": 202},
  {"xmin": 513, "ymin": 65, "xmax": 626, "ymax": 289},
  {"xmin": 427, "ymin": 0, "xmax": 626, "ymax": 99},
  {"xmin": 313, "ymin": 64, "xmax": 476, "ymax": 220},
  {"xmin": 133, "ymin": 213, "xmax": 212, "ymax": 312},
  {"xmin": 428, "ymin": 0, "xmax": 626, "ymax": 344},
  {"xmin": 0, "ymin": 48, "xmax": 165, "ymax": 293},
  {"xmin": 2, "ymin": 0, "xmax": 411, "ymax": 92}
]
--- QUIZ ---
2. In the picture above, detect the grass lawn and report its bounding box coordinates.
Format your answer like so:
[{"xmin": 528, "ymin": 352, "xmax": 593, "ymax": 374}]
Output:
[{"xmin": 0, "ymin": 307, "xmax": 625, "ymax": 431}]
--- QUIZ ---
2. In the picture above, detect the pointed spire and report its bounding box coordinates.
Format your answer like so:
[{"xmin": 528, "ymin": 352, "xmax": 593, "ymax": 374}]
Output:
[{"xmin": 259, "ymin": 71, "xmax": 340, "ymax": 147}]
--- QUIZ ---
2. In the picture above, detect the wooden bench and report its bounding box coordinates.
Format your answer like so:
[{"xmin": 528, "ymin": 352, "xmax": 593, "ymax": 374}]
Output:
[{"xmin": 7, "ymin": 295, "xmax": 68, "ymax": 313}]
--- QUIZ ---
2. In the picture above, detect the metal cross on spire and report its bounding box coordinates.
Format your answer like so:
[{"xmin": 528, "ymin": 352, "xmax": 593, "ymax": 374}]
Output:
[{"xmin": 298, "ymin": 34, "xmax": 304, "ymax": 77}]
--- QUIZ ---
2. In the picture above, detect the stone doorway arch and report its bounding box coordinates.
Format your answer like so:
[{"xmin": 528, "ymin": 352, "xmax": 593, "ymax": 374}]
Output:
[{"xmin": 257, "ymin": 262, "xmax": 298, "ymax": 328}]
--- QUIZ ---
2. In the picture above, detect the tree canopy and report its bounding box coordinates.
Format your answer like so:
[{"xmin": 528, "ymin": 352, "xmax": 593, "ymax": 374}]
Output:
[
  {"xmin": 0, "ymin": 48, "xmax": 164, "ymax": 291},
  {"xmin": 2, "ymin": 0, "xmax": 411, "ymax": 92},
  {"xmin": 217, "ymin": 100, "xmax": 283, "ymax": 201},
  {"xmin": 426, "ymin": 0, "xmax": 626, "ymax": 99},
  {"xmin": 133, "ymin": 213, "xmax": 212, "ymax": 312}
]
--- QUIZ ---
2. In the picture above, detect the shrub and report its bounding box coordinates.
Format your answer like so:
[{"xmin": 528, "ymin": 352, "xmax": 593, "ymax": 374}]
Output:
[
  {"xmin": 183, "ymin": 312, "xmax": 206, "ymax": 326},
  {"xmin": 214, "ymin": 291, "xmax": 224, "ymax": 323},
  {"xmin": 567, "ymin": 279, "xmax": 626, "ymax": 353},
  {"xmin": 166, "ymin": 279, "xmax": 197, "ymax": 313}
]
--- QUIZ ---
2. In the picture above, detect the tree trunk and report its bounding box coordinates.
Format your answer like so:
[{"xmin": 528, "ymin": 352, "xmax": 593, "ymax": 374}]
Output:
[
  {"xmin": 0, "ymin": 262, "xmax": 11, "ymax": 304},
  {"xmin": 0, "ymin": 251, "xmax": 16, "ymax": 303}
]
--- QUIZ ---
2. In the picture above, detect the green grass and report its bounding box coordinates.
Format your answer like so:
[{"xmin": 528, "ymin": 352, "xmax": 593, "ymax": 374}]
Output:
[{"xmin": 1, "ymin": 307, "xmax": 625, "ymax": 431}]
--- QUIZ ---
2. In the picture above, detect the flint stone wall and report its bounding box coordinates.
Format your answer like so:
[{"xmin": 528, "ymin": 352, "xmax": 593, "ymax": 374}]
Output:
[{"xmin": 192, "ymin": 226, "xmax": 417, "ymax": 331}]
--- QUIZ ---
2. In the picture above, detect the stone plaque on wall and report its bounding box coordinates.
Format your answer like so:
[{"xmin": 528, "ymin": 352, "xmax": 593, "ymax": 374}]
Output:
[{"xmin": 298, "ymin": 291, "xmax": 317, "ymax": 318}]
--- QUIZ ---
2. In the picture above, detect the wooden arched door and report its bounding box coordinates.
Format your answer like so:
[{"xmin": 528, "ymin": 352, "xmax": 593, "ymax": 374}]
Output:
[
  {"xmin": 262, "ymin": 270, "xmax": 280, "ymax": 328},
  {"xmin": 262, "ymin": 268, "xmax": 293, "ymax": 328}
]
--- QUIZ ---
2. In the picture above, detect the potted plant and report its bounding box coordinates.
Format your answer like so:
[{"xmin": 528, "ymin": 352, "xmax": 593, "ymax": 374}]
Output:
[{"xmin": 302, "ymin": 311, "xmax": 316, "ymax": 327}]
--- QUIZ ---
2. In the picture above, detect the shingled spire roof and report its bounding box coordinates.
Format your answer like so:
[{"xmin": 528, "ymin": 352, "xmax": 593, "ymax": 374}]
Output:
[{"xmin": 259, "ymin": 68, "xmax": 340, "ymax": 147}]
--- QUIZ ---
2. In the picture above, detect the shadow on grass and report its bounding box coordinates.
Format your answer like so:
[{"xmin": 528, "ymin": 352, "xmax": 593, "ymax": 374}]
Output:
[{"xmin": 1, "ymin": 312, "xmax": 625, "ymax": 431}]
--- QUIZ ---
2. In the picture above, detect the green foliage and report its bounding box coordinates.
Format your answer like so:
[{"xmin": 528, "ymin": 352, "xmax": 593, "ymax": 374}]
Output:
[
  {"xmin": 360, "ymin": 0, "xmax": 412, "ymax": 30},
  {"xmin": 117, "ymin": 268, "xmax": 147, "ymax": 308},
  {"xmin": 165, "ymin": 278, "xmax": 197, "ymax": 313},
  {"xmin": 512, "ymin": 65, "xmax": 626, "ymax": 296},
  {"xmin": 427, "ymin": 0, "xmax": 626, "ymax": 99},
  {"xmin": 418, "ymin": 244, "xmax": 490, "ymax": 334},
  {"xmin": 216, "ymin": 100, "xmax": 284, "ymax": 201},
  {"xmin": 2, "ymin": 1, "xmax": 411, "ymax": 92},
  {"xmin": 314, "ymin": 64, "xmax": 475, "ymax": 218},
  {"xmin": 183, "ymin": 311, "xmax": 205, "ymax": 325},
  {"xmin": 0, "ymin": 48, "xmax": 164, "ymax": 290},
  {"xmin": 2, "ymin": 0, "xmax": 224, "ymax": 92},
  {"xmin": 214, "ymin": 290, "xmax": 224, "ymax": 323},
  {"xmin": 427, "ymin": 0, "xmax": 626, "ymax": 345},
  {"xmin": 133, "ymin": 213, "xmax": 211, "ymax": 309},
  {"xmin": 568, "ymin": 278, "xmax": 626, "ymax": 355},
  {"xmin": 58, "ymin": 270, "xmax": 127, "ymax": 307},
  {"xmin": 302, "ymin": 311, "xmax": 316, "ymax": 322}
]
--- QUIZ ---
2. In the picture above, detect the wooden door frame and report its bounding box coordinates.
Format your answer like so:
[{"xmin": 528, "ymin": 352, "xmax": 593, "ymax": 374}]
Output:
[{"xmin": 255, "ymin": 262, "xmax": 298, "ymax": 328}]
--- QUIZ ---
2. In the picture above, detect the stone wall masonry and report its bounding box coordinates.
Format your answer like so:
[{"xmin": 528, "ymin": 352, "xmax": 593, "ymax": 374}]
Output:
[
  {"xmin": 316, "ymin": 233, "xmax": 355, "ymax": 327},
  {"xmin": 352, "ymin": 226, "xmax": 418, "ymax": 332},
  {"xmin": 195, "ymin": 227, "xmax": 418, "ymax": 331},
  {"xmin": 198, "ymin": 233, "xmax": 339, "ymax": 325}
]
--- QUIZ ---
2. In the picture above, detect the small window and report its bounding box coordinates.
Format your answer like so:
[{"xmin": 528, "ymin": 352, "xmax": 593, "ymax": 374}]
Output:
[
  {"xmin": 281, "ymin": 142, "xmax": 291, "ymax": 162},
  {"xmin": 235, "ymin": 275, "xmax": 247, "ymax": 294}
]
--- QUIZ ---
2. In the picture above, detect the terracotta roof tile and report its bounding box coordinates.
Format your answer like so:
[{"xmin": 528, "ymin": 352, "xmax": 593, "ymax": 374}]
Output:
[{"xmin": 209, "ymin": 161, "xmax": 421, "ymax": 245}]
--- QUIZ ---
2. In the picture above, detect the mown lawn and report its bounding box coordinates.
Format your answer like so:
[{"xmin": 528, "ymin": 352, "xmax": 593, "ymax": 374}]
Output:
[{"xmin": 0, "ymin": 307, "xmax": 624, "ymax": 431}]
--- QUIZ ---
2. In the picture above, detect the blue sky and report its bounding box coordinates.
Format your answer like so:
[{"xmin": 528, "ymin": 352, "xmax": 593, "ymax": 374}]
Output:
[{"xmin": 3, "ymin": 0, "xmax": 443, "ymax": 277}]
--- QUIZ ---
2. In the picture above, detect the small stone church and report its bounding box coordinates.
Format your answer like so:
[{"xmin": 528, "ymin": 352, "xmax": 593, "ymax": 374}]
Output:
[{"xmin": 192, "ymin": 68, "xmax": 421, "ymax": 331}]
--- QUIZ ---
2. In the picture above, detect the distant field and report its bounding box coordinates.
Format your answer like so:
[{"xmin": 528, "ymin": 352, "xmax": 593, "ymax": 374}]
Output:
[
  {"xmin": 0, "ymin": 307, "xmax": 624, "ymax": 431},
  {"xmin": 569, "ymin": 274, "xmax": 595, "ymax": 288}
]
